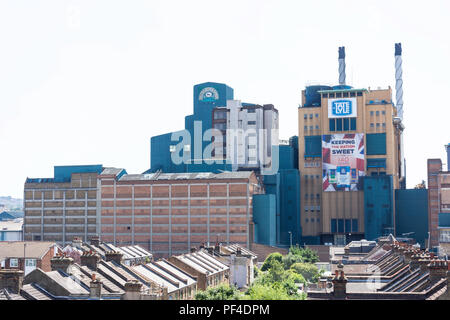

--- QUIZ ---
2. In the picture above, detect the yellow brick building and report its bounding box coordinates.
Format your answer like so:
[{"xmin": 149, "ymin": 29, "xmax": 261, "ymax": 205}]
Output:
[{"xmin": 298, "ymin": 85, "xmax": 404, "ymax": 244}]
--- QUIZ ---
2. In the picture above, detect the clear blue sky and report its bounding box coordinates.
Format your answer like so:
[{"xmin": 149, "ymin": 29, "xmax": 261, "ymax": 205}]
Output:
[{"xmin": 1, "ymin": 0, "xmax": 449, "ymax": 198}]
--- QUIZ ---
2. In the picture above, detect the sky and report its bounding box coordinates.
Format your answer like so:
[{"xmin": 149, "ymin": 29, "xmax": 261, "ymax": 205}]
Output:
[{"xmin": 0, "ymin": 0, "xmax": 449, "ymax": 198}]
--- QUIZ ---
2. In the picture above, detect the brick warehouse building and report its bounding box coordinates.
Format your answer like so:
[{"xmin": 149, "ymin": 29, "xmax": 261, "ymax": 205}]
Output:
[{"xmin": 98, "ymin": 169, "xmax": 263, "ymax": 258}]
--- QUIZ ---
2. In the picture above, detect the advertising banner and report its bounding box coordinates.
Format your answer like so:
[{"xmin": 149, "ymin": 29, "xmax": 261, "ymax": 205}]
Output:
[
  {"xmin": 322, "ymin": 134, "xmax": 365, "ymax": 191},
  {"xmin": 328, "ymin": 98, "xmax": 357, "ymax": 118}
]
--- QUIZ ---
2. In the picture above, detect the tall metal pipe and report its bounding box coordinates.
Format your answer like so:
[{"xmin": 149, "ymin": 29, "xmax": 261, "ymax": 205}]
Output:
[
  {"xmin": 338, "ymin": 46, "xmax": 346, "ymax": 85},
  {"xmin": 395, "ymin": 43, "xmax": 403, "ymax": 119}
]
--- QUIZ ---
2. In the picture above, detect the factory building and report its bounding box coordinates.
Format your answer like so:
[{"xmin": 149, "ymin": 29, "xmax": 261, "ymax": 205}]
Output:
[
  {"xmin": 98, "ymin": 169, "xmax": 263, "ymax": 258},
  {"xmin": 211, "ymin": 100, "xmax": 279, "ymax": 174},
  {"xmin": 23, "ymin": 165, "xmax": 104, "ymax": 244},
  {"xmin": 298, "ymin": 45, "xmax": 406, "ymax": 245},
  {"xmin": 148, "ymin": 82, "xmax": 278, "ymax": 174}
]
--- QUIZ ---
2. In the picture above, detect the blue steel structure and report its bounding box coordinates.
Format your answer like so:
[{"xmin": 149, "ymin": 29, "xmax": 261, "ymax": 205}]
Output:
[
  {"xmin": 253, "ymin": 194, "xmax": 277, "ymax": 246},
  {"xmin": 148, "ymin": 82, "xmax": 233, "ymax": 173},
  {"xmin": 263, "ymin": 137, "xmax": 301, "ymax": 247},
  {"xmin": 364, "ymin": 175, "xmax": 394, "ymax": 241},
  {"xmin": 395, "ymin": 189, "xmax": 428, "ymax": 247}
]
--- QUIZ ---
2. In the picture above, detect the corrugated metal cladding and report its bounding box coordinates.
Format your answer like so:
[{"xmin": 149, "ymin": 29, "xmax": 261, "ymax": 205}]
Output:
[
  {"xmin": 279, "ymin": 170, "xmax": 301, "ymax": 246},
  {"xmin": 367, "ymin": 158, "xmax": 387, "ymax": 169},
  {"xmin": 304, "ymin": 135, "xmax": 322, "ymax": 157},
  {"xmin": 54, "ymin": 165, "xmax": 103, "ymax": 182},
  {"xmin": 364, "ymin": 175, "xmax": 394, "ymax": 241},
  {"xmin": 366, "ymin": 133, "xmax": 387, "ymax": 155},
  {"xmin": 253, "ymin": 194, "xmax": 276, "ymax": 246},
  {"xmin": 395, "ymin": 189, "xmax": 428, "ymax": 247}
]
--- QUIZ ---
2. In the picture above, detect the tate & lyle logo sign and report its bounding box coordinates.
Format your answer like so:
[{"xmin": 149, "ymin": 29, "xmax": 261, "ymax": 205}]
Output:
[{"xmin": 328, "ymin": 97, "xmax": 357, "ymax": 118}]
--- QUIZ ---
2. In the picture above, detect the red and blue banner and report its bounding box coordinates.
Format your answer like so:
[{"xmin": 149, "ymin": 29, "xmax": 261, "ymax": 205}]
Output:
[{"xmin": 322, "ymin": 134, "xmax": 365, "ymax": 191}]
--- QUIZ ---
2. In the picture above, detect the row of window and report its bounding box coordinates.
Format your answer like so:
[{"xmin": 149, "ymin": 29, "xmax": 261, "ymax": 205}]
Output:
[
  {"xmin": 329, "ymin": 118, "xmax": 357, "ymax": 131},
  {"xmin": 304, "ymin": 113, "xmax": 320, "ymax": 120},
  {"xmin": 304, "ymin": 175, "xmax": 320, "ymax": 180},
  {"xmin": 322, "ymin": 91, "xmax": 363, "ymax": 98},
  {"xmin": 370, "ymin": 123, "xmax": 386, "ymax": 128},
  {"xmin": 304, "ymin": 125, "xmax": 320, "ymax": 131},
  {"xmin": 305, "ymin": 218, "xmax": 320, "ymax": 223},
  {"xmin": 370, "ymin": 110, "xmax": 386, "ymax": 116},
  {"xmin": 331, "ymin": 219, "xmax": 359, "ymax": 233}
]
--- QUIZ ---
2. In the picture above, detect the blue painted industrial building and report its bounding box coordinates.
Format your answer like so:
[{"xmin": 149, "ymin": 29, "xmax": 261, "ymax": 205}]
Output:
[
  {"xmin": 253, "ymin": 194, "xmax": 277, "ymax": 246},
  {"xmin": 148, "ymin": 82, "xmax": 234, "ymax": 174},
  {"xmin": 395, "ymin": 189, "xmax": 429, "ymax": 247}
]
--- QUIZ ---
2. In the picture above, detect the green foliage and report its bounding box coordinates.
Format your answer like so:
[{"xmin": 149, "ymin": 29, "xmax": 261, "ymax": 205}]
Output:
[
  {"xmin": 282, "ymin": 252, "xmax": 304, "ymax": 269},
  {"xmin": 288, "ymin": 245, "xmax": 319, "ymax": 264},
  {"xmin": 244, "ymin": 283, "xmax": 294, "ymax": 300},
  {"xmin": 195, "ymin": 284, "xmax": 242, "ymax": 300},
  {"xmin": 261, "ymin": 252, "xmax": 283, "ymax": 271},
  {"xmin": 290, "ymin": 262, "xmax": 320, "ymax": 283}
]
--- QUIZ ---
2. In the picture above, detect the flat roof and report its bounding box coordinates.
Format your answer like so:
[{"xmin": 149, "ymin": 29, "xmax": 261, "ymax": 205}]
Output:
[{"xmin": 317, "ymin": 88, "xmax": 368, "ymax": 94}]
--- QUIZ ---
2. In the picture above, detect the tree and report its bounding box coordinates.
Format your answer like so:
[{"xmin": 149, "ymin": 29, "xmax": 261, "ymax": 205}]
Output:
[
  {"xmin": 288, "ymin": 245, "xmax": 319, "ymax": 264},
  {"xmin": 261, "ymin": 252, "xmax": 283, "ymax": 271},
  {"xmin": 195, "ymin": 284, "xmax": 242, "ymax": 300},
  {"xmin": 290, "ymin": 262, "xmax": 320, "ymax": 283}
]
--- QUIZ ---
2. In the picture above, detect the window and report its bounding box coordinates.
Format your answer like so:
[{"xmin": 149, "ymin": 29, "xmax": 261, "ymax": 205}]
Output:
[
  {"xmin": 315, "ymin": 113, "xmax": 319, "ymax": 118},
  {"xmin": 305, "ymin": 193, "xmax": 308, "ymax": 199},
  {"xmin": 370, "ymin": 123, "xmax": 374, "ymax": 128},
  {"xmin": 331, "ymin": 219, "xmax": 337, "ymax": 233},
  {"xmin": 343, "ymin": 118, "xmax": 349, "ymax": 131},
  {"xmin": 248, "ymin": 109, "xmax": 256, "ymax": 113},
  {"xmin": 336, "ymin": 118, "xmax": 343, "ymax": 131},
  {"xmin": 10, "ymin": 258, "xmax": 18, "ymax": 267},
  {"xmin": 350, "ymin": 92, "xmax": 356, "ymax": 97},
  {"xmin": 304, "ymin": 126, "xmax": 308, "ymax": 131},
  {"xmin": 345, "ymin": 219, "xmax": 351, "ymax": 233},
  {"xmin": 304, "ymin": 114, "xmax": 307, "ymax": 119},
  {"xmin": 382, "ymin": 123, "xmax": 386, "ymax": 128},
  {"xmin": 357, "ymin": 92, "xmax": 363, "ymax": 96},
  {"xmin": 322, "ymin": 94, "xmax": 328, "ymax": 98},
  {"xmin": 248, "ymin": 121, "xmax": 256, "ymax": 125},
  {"xmin": 309, "ymin": 126, "xmax": 313, "ymax": 131},
  {"xmin": 336, "ymin": 93, "xmax": 342, "ymax": 98},
  {"xmin": 311, "ymin": 218, "xmax": 315, "ymax": 223},
  {"xmin": 309, "ymin": 114, "xmax": 313, "ymax": 119},
  {"xmin": 25, "ymin": 259, "xmax": 36, "ymax": 267},
  {"xmin": 305, "ymin": 218, "xmax": 309, "ymax": 223},
  {"xmin": 350, "ymin": 118, "xmax": 356, "ymax": 130},
  {"xmin": 382, "ymin": 110, "xmax": 386, "ymax": 115},
  {"xmin": 315, "ymin": 125, "xmax": 319, "ymax": 130},
  {"xmin": 352, "ymin": 219, "xmax": 359, "ymax": 232},
  {"xmin": 370, "ymin": 111, "xmax": 374, "ymax": 116},
  {"xmin": 376, "ymin": 123, "xmax": 380, "ymax": 127},
  {"xmin": 329, "ymin": 93, "xmax": 335, "ymax": 98},
  {"xmin": 338, "ymin": 219, "xmax": 344, "ymax": 233},
  {"xmin": 376, "ymin": 111, "xmax": 380, "ymax": 116},
  {"xmin": 329, "ymin": 119, "xmax": 336, "ymax": 131},
  {"xmin": 343, "ymin": 92, "xmax": 349, "ymax": 97}
]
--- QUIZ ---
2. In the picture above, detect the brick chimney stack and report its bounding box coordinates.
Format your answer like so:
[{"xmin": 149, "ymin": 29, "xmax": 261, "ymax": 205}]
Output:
[
  {"xmin": 80, "ymin": 251, "xmax": 100, "ymax": 270},
  {"xmin": 72, "ymin": 237, "xmax": 83, "ymax": 249},
  {"xmin": 105, "ymin": 251, "xmax": 123, "ymax": 264},
  {"xmin": 0, "ymin": 269, "xmax": 24, "ymax": 294},
  {"xmin": 50, "ymin": 255, "xmax": 74, "ymax": 274},
  {"xmin": 428, "ymin": 259, "xmax": 448, "ymax": 284},
  {"xmin": 90, "ymin": 236, "xmax": 100, "ymax": 247},
  {"xmin": 332, "ymin": 262, "xmax": 347, "ymax": 299},
  {"xmin": 121, "ymin": 280, "xmax": 143, "ymax": 300},
  {"xmin": 89, "ymin": 273, "xmax": 102, "ymax": 300}
]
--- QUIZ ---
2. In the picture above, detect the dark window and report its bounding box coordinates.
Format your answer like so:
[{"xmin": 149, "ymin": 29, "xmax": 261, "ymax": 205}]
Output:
[
  {"xmin": 309, "ymin": 114, "xmax": 313, "ymax": 119},
  {"xmin": 331, "ymin": 219, "xmax": 337, "ymax": 233},
  {"xmin": 343, "ymin": 92, "xmax": 349, "ymax": 97},
  {"xmin": 336, "ymin": 118, "xmax": 343, "ymax": 131},
  {"xmin": 345, "ymin": 219, "xmax": 351, "ymax": 233},
  {"xmin": 311, "ymin": 218, "xmax": 315, "ymax": 223},
  {"xmin": 336, "ymin": 92, "xmax": 342, "ymax": 98},
  {"xmin": 304, "ymin": 135, "xmax": 322, "ymax": 157},
  {"xmin": 306, "ymin": 218, "xmax": 309, "ymax": 223},
  {"xmin": 338, "ymin": 219, "xmax": 344, "ymax": 233},
  {"xmin": 376, "ymin": 111, "xmax": 380, "ymax": 116},
  {"xmin": 248, "ymin": 109, "xmax": 256, "ymax": 113},
  {"xmin": 248, "ymin": 121, "xmax": 256, "ymax": 125},
  {"xmin": 350, "ymin": 118, "xmax": 356, "ymax": 130},
  {"xmin": 357, "ymin": 92, "xmax": 363, "ymax": 96},
  {"xmin": 370, "ymin": 111, "xmax": 374, "ymax": 116},
  {"xmin": 315, "ymin": 113, "xmax": 319, "ymax": 118},
  {"xmin": 352, "ymin": 219, "xmax": 358, "ymax": 232},
  {"xmin": 350, "ymin": 92, "xmax": 356, "ymax": 97},
  {"xmin": 366, "ymin": 133, "xmax": 387, "ymax": 155},
  {"xmin": 322, "ymin": 94, "xmax": 328, "ymax": 98},
  {"xmin": 343, "ymin": 118, "xmax": 349, "ymax": 131},
  {"xmin": 329, "ymin": 93, "xmax": 335, "ymax": 98},
  {"xmin": 329, "ymin": 119, "xmax": 336, "ymax": 131},
  {"xmin": 304, "ymin": 114, "xmax": 307, "ymax": 119}
]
